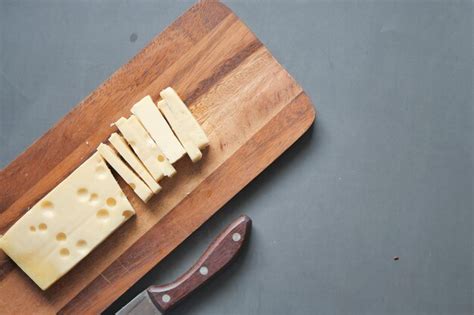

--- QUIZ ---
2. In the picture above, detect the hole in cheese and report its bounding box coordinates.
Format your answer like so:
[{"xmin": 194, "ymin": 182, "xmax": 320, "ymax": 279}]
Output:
[
  {"xmin": 40, "ymin": 200, "xmax": 54, "ymax": 209},
  {"xmin": 29, "ymin": 226, "xmax": 36, "ymax": 232},
  {"xmin": 59, "ymin": 248, "xmax": 70, "ymax": 257},
  {"xmin": 157, "ymin": 155, "xmax": 165, "ymax": 162},
  {"xmin": 95, "ymin": 166, "xmax": 107, "ymax": 179},
  {"xmin": 76, "ymin": 240, "xmax": 87, "ymax": 248},
  {"xmin": 56, "ymin": 232, "xmax": 67, "ymax": 241},
  {"xmin": 40, "ymin": 200, "xmax": 55, "ymax": 218},
  {"xmin": 96, "ymin": 209, "xmax": 109, "ymax": 219},
  {"xmin": 106, "ymin": 197, "xmax": 117, "ymax": 207},
  {"xmin": 129, "ymin": 183, "xmax": 136, "ymax": 190},
  {"xmin": 77, "ymin": 188, "xmax": 89, "ymax": 201},
  {"xmin": 122, "ymin": 210, "xmax": 134, "ymax": 219},
  {"xmin": 95, "ymin": 154, "xmax": 103, "ymax": 163},
  {"xmin": 38, "ymin": 223, "xmax": 47, "ymax": 231},
  {"xmin": 89, "ymin": 193, "xmax": 99, "ymax": 204}
]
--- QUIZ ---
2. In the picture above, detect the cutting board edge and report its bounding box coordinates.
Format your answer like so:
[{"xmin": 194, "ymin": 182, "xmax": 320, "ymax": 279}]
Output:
[{"xmin": 218, "ymin": 0, "xmax": 318, "ymax": 122}]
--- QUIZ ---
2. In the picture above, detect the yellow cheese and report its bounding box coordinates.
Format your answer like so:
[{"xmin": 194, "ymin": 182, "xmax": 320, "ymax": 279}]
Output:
[
  {"xmin": 159, "ymin": 87, "xmax": 209, "ymax": 149},
  {"xmin": 128, "ymin": 115, "xmax": 177, "ymax": 177},
  {"xmin": 131, "ymin": 96, "xmax": 185, "ymax": 164},
  {"xmin": 115, "ymin": 116, "xmax": 176, "ymax": 180},
  {"xmin": 97, "ymin": 143, "xmax": 153, "ymax": 202},
  {"xmin": 0, "ymin": 153, "xmax": 135, "ymax": 290},
  {"xmin": 109, "ymin": 133, "xmax": 161, "ymax": 194},
  {"xmin": 157, "ymin": 99, "xmax": 202, "ymax": 162}
]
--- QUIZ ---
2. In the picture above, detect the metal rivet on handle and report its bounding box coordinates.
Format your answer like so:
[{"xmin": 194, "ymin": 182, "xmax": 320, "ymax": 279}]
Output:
[
  {"xmin": 162, "ymin": 294, "xmax": 171, "ymax": 303},
  {"xmin": 199, "ymin": 266, "xmax": 209, "ymax": 276},
  {"xmin": 232, "ymin": 233, "xmax": 241, "ymax": 242}
]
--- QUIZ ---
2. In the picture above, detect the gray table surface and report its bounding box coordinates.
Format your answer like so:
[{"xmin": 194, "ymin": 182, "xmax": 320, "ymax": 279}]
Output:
[{"xmin": 1, "ymin": 1, "xmax": 472, "ymax": 314}]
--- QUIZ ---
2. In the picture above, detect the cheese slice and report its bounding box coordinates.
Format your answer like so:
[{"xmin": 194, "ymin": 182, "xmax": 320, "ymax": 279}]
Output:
[
  {"xmin": 115, "ymin": 116, "xmax": 176, "ymax": 180},
  {"xmin": 97, "ymin": 143, "xmax": 153, "ymax": 203},
  {"xmin": 0, "ymin": 153, "xmax": 135, "ymax": 290},
  {"xmin": 128, "ymin": 115, "xmax": 177, "ymax": 177},
  {"xmin": 157, "ymin": 99, "xmax": 202, "ymax": 162},
  {"xmin": 131, "ymin": 96, "xmax": 185, "ymax": 163},
  {"xmin": 159, "ymin": 87, "xmax": 209, "ymax": 149},
  {"xmin": 109, "ymin": 133, "xmax": 161, "ymax": 194}
]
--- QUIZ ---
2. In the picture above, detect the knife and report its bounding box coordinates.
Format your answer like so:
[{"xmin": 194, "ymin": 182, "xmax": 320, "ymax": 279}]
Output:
[{"xmin": 116, "ymin": 215, "xmax": 252, "ymax": 315}]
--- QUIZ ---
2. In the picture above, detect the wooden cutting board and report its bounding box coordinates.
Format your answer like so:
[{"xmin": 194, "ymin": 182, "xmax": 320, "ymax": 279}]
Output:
[{"xmin": 0, "ymin": 1, "xmax": 315, "ymax": 314}]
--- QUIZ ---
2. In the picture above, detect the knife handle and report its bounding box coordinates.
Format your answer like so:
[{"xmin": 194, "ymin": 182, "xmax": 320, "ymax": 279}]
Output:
[{"xmin": 147, "ymin": 215, "xmax": 251, "ymax": 313}]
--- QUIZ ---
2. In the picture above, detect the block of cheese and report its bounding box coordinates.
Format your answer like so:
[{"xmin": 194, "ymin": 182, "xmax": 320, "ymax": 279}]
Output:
[
  {"xmin": 131, "ymin": 96, "xmax": 185, "ymax": 163},
  {"xmin": 109, "ymin": 133, "xmax": 161, "ymax": 194},
  {"xmin": 97, "ymin": 143, "xmax": 153, "ymax": 203},
  {"xmin": 159, "ymin": 87, "xmax": 209, "ymax": 149},
  {"xmin": 115, "ymin": 116, "xmax": 176, "ymax": 180},
  {"xmin": 0, "ymin": 153, "xmax": 135, "ymax": 290},
  {"xmin": 157, "ymin": 99, "xmax": 202, "ymax": 162}
]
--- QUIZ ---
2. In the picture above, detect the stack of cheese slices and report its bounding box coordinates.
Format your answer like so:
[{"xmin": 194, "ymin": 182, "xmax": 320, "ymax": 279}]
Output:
[{"xmin": 0, "ymin": 87, "xmax": 208, "ymax": 290}]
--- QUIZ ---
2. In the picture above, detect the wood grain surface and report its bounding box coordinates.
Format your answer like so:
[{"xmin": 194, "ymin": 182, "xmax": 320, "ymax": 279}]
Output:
[{"xmin": 0, "ymin": 1, "xmax": 315, "ymax": 314}]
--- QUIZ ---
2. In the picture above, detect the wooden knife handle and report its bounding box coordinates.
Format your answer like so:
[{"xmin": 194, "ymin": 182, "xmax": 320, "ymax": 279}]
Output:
[{"xmin": 147, "ymin": 215, "xmax": 252, "ymax": 313}]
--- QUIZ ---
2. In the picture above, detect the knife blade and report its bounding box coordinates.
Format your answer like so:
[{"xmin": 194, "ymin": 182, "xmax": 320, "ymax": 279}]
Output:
[
  {"xmin": 116, "ymin": 215, "xmax": 252, "ymax": 315},
  {"xmin": 117, "ymin": 291, "xmax": 161, "ymax": 315}
]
